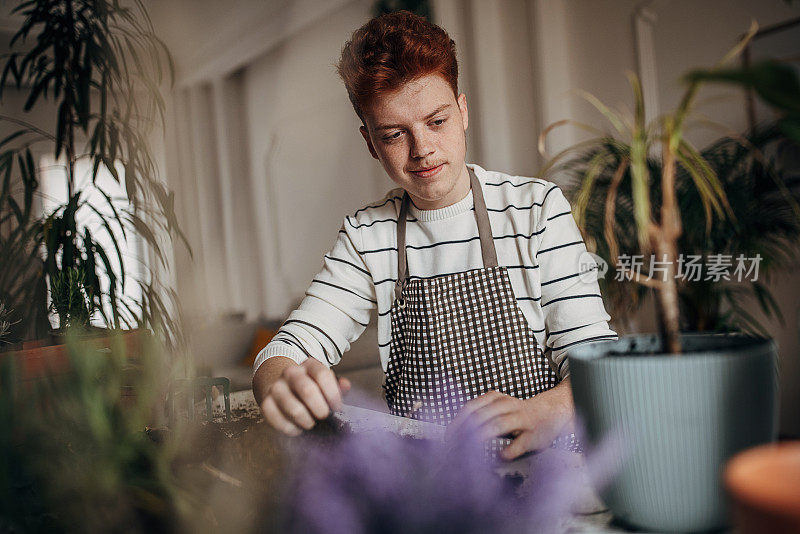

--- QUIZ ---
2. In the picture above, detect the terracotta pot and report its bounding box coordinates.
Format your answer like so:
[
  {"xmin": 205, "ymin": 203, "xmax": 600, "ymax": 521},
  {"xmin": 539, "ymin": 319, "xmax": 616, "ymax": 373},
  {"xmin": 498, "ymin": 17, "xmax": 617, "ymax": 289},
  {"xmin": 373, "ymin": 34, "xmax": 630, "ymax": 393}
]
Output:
[
  {"xmin": 1, "ymin": 329, "xmax": 146, "ymax": 381},
  {"xmin": 725, "ymin": 441, "xmax": 800, "ymax": 533}
]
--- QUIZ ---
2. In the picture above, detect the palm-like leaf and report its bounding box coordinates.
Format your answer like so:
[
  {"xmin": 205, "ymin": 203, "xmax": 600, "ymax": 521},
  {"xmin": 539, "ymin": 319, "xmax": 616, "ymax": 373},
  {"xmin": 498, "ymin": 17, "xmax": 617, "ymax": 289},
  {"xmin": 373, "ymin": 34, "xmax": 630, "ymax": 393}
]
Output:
[
  {"xmin": 0, "ymin": 0, "xmax": 184, "ymax": 347},
  {"xmin": 538, "ymin": 24, "xmax": 793, "ymax": 353},
  {"xmin": 558, "ymin": 123, "xmax": 798, "ymax": 334}
]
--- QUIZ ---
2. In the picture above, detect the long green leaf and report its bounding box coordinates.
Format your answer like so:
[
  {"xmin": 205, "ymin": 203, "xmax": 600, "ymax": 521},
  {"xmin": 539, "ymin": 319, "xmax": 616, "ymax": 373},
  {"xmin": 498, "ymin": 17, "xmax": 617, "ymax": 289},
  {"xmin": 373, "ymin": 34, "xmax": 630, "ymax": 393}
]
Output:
[
  {"xmin": 626, "ymin": 72, "xmax": 652, "ymax": 248},
  {"xmin": 752, "ymin": 280, "xmax": 784, "ymax": 326},
  {"xmin": 126, "ymin": 212, "xmax": 164, "ymax": 267},
  {"xmin": 94, "ymin": 184, "xmax": 128, "ymax": 241},
  {"xmin": 92, "ymin": 240, "xmax": 119, "ymax": 322},
  {"xmin": 0, "ymin": 130, "xmax": 27, "ymax": 150},
  {"xmin": 676, "ymin": 141, "xmax": 732, "ymax": 235},
  {"xmin": 574, "ymin": 149, "xmax": 613, "ymax": 227},
  {"xmin": 576, "ymin": 89, "xmax": 628, "ymax": 135}
]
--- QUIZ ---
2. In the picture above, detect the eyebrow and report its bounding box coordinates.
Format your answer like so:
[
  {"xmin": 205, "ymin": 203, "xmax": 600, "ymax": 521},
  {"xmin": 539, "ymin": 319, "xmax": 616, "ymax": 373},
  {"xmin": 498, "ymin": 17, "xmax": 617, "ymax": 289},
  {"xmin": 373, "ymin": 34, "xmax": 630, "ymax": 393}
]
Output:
[{"xmin": 375, "ymin": 103, "xmax": 451, "ymax": 131}]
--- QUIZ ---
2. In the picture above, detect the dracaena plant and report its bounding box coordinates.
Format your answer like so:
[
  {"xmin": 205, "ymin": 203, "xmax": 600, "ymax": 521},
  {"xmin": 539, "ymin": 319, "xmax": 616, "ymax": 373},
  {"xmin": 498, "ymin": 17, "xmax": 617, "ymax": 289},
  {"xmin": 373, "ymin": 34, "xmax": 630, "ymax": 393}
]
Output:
[
  {"xmin": 554, "ymin": 121, "xmax": 800, "ymax": 338},
  {"xmin": 0, "ymin": 0, "xmax": 189, "ymax": 346},
  {"xmin": 539, "ymin": 23, "xmax": 800, "ymax": 354}
]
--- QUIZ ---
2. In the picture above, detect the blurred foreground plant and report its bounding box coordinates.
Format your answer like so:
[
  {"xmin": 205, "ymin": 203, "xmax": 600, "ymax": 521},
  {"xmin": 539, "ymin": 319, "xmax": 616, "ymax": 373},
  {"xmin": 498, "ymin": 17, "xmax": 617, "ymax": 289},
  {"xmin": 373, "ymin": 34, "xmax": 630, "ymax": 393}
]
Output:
[
  {"xmin": 0, "ymin": 329, "xmax": 194, "ymax": 532},
  {"xmin": 281, "ymin": 409, "xmax": 619, "ymax": 534}
]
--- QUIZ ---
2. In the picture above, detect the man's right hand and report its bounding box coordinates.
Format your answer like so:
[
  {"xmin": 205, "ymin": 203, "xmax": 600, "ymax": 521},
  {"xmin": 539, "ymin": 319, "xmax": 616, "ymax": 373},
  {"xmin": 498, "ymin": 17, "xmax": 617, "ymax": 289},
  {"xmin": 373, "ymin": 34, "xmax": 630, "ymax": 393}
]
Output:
[{"xmin": 253, "ymin": 356, "xmax": 351, "ymax": 436}]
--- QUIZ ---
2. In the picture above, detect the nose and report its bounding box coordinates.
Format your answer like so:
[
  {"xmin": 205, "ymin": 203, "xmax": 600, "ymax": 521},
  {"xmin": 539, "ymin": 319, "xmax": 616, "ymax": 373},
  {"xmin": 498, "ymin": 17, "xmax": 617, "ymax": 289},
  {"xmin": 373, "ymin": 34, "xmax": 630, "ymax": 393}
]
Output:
[{"xmin": 410, "ymin": 127, "xmax": 435, "ymax": 159}]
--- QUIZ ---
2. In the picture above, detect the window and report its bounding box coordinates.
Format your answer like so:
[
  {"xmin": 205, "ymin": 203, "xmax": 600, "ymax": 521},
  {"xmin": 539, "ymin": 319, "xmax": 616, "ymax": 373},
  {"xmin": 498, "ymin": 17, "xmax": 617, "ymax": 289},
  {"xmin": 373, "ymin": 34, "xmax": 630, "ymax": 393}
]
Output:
[{"xmin": 39, "ymin": 155, "xmax": 143, "ymax": 328}]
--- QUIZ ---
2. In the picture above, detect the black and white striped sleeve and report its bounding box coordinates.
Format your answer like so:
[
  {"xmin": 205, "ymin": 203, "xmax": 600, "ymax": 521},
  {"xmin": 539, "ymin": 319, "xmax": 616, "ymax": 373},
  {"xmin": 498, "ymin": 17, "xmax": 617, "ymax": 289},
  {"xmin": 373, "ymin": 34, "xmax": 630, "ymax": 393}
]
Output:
[
  {"xmin": 534, "ymin": 186, "xmax": 618, "ymax": 378},
  {"xmin": 253, "ymin": 218, "xmax": 376, "ymax": 373}
]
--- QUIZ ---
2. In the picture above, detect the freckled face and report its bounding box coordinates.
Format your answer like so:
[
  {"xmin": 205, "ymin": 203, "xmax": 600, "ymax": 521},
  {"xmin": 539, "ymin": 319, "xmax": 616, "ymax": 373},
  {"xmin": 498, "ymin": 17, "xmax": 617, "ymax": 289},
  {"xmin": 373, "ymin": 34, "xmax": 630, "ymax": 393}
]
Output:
[{"xmin": 359, "ymin": 73, "xmax": 470, "ymax": 210}]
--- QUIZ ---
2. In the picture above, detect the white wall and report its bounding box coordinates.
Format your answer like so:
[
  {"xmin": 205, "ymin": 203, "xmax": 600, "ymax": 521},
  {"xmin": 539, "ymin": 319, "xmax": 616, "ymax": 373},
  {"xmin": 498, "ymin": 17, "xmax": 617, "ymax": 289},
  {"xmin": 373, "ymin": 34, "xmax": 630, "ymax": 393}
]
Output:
[
  {"xmin": 242, "ymin": 0, "xmax": 385, "ymax": 316},
  {"xmin": 145, "ymin": 0, "xmax": 376, "ymax": 321}
]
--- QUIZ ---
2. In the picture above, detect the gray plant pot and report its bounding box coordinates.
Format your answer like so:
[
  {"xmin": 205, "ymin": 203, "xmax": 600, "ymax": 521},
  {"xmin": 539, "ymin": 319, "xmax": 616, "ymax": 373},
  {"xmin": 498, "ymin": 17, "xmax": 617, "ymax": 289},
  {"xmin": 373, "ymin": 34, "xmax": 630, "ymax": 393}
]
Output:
[{"xmin": 569, "ymin": 333, "xmax": 778, "ymax": 532}]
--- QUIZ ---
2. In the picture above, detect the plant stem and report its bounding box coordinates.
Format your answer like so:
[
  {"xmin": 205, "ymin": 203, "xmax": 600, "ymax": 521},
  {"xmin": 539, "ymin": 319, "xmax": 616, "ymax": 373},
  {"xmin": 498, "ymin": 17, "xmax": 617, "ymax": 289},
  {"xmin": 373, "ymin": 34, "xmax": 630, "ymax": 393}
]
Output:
[
  {"xmin": 652, "ymin": 233, "xmax": 682, "ymax": 354},
  {"xmin": 655, "ymin": 137, "xmax": 683, "ymax": 355}
]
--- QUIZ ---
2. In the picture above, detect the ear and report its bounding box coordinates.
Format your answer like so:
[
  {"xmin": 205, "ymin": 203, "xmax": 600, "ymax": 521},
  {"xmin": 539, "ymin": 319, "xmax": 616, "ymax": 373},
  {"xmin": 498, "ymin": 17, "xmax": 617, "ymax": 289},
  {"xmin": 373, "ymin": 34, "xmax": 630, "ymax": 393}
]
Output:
[
  {"xmin": 457, "ymin": 93, "xmax": 468, "ymax": 131},
  {"xmin": 360, "ymin": 125, "xmax": 379, "ymax": 160}
]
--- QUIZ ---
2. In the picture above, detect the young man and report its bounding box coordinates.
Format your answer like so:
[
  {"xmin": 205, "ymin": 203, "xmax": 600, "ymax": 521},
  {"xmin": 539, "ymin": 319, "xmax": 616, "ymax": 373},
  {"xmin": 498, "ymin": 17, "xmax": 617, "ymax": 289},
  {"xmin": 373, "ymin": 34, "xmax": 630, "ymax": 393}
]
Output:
[{"xmin": 252, "ymin": 11, "xmax": 617, "ymax": 460}]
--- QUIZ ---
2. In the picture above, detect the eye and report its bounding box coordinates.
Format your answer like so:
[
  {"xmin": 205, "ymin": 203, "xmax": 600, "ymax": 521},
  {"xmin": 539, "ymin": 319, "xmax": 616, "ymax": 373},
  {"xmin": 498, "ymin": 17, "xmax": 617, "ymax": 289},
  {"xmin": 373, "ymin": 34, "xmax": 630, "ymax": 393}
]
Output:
[
  {"xmin": 431, "ymin": 118, "xmax": 446, "ymax": 126},
  {"xmin": 383, "ymin": 131, "xmax": 403, "ymax": 142}
]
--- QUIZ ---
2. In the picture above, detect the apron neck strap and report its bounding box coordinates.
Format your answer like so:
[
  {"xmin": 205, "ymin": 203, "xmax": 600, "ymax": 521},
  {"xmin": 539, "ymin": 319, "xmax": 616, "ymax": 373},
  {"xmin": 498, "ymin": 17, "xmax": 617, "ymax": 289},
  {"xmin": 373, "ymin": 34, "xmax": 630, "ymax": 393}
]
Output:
[
  {"xmin": 395, "ymin": 193, "xmax": 410, "ymax": 301},
  {"xmin": 395, "ymin": 166, "xmax": 498, "ymax": 301},
  {"xmin": 470, "ymin": 166, "xmax": 499, "ymax": 268}
]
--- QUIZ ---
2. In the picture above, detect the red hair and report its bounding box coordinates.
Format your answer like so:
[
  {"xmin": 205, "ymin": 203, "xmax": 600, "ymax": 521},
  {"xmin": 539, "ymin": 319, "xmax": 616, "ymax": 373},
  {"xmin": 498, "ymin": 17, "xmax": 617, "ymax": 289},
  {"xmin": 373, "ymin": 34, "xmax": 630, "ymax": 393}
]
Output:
[{"xmin": 337, "ymin": 10, "xmax": 458, "ymax": 122}]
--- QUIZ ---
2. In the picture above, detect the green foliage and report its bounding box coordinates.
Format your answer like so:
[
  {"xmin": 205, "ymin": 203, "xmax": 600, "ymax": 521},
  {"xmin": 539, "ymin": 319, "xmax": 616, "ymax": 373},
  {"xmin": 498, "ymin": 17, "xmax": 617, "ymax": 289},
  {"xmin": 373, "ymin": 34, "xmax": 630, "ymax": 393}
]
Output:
[
  {"xmin": 541, "ymin": 68, "xmax": 733, "ymax": 352},
  {"xmin": 49, "ymin": 265, "xmax": 95, "ymax": 330},
  {"xmin": 0, "ymin": 302, "xmax": 16, "ymax": 343},
  {"xmin": 685, "ymin": 60, "xmax": 800, "ymax": 145},
  {"xmin": 0, "ymin": 139, "xmax": 51, "ymax": 342},
  {"xmin": 557, "ymin": 124, "xmax": 799, "ymax": 336},
  {"xmin": 0, "ymin": 0, "xmax": 188, "ymax": 346},
  {"xmin": 0, "ymin": 330, "xmax": 194, "ymax": 532},
  {"xmin": 538, "ymin": 22, "xmax": 800, "ymax": 348}
]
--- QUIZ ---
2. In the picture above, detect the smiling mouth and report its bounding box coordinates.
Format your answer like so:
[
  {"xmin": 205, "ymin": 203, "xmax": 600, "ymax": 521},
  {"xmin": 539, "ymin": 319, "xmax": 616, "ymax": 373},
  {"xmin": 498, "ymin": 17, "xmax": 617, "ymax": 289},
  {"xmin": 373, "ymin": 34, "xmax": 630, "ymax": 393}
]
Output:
[{"xmin": 409, "ymin": 163, "xmax": 444, "ymax": 178}]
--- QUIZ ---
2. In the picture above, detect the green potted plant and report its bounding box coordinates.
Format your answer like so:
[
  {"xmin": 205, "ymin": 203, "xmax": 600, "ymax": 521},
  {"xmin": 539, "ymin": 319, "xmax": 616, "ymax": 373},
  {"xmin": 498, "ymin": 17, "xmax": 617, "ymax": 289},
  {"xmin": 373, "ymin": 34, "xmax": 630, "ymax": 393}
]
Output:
[
  {"xmin": 541, "ymin": 24, "xmax": 791, "ymax": 532},
  {"xmin": 558, "ymin": 123, "xmax": 799, "ymax": 336},
  {"xmin": 0, "ymin": 0, "xmax": 188, "ymax": 365},
  {"xmin": 0, "ymin": 302, "xmax": 15, "ymax": 346},
  {"xmin": 49, "ymin": 265, "xmax": 98, "ymax": 334}
]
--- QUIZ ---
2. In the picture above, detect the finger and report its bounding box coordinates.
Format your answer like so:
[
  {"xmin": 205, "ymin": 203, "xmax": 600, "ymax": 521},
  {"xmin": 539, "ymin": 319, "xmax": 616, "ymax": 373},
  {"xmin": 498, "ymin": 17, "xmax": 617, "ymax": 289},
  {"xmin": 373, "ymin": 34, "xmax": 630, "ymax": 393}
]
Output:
[
  {"xmin": 271, "ymin": 380, "xmax": 317, "ymax": 430},
  {"xmin": 306, "ymin": 364, "xmax": 344, "ymax": 412},
  {"xmin": 285, "ymin": 368, "xmax": 332, "ymax": 420},
  {"xmin": 477, "ymin": 413, "xmax": 521, "ymax": 442},
  {"xmin": 450, "ymin": 391, "xmax": 505, "ymax": 427},
  {"xmin": 338, "ymin": 377, "xmax": 351, "ymax": 395},
  {"xmin": 448, "ymin": 392, "xmax": 512, "ymax": 440},
  {"xmin": 261, "ymin": 395, "xmax": 302, "ymax": 436},
  {"xmin": 502, "ymin": 430, "xmax": 548, "ymax": 461},
  {"xmin": 447, "ymin": 398, "xmax": 497, "ymax": 442},
  {"xmin": 466, "ymin": 398, "xmax": 519, "ymax": 431},
  {"xmin": 300, "ymin": 357, "xmax": 329, "ymax": 378},
  {"xmin": 462, "ymin": 390, "xmax": 506, "ymax": 415}
]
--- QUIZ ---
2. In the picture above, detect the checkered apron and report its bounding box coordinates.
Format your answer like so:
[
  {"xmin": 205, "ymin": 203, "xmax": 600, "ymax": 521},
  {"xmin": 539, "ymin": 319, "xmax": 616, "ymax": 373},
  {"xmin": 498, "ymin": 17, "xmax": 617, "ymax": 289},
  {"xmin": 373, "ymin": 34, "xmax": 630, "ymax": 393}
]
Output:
[{"xmin": 383, "ymin": 167, "xmax": 581, "ymax": 455}]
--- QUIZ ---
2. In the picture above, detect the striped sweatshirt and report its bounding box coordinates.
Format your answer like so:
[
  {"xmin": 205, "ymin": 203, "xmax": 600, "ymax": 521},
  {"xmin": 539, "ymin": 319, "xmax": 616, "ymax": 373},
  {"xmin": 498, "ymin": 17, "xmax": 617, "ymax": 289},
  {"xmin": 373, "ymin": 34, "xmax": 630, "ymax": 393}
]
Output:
[{"xmin": 253, "ymin": 163, "xmax": 618, "ymax": 380}]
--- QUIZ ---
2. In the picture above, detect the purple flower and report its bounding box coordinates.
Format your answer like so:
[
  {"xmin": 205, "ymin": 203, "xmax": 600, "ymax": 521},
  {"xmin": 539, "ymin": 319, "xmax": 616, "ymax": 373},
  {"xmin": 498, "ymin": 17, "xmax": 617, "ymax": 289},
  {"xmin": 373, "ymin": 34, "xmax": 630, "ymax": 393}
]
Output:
[{"xmin": 279, "ymin": 403, "xmax": 622, "ymax": 533}]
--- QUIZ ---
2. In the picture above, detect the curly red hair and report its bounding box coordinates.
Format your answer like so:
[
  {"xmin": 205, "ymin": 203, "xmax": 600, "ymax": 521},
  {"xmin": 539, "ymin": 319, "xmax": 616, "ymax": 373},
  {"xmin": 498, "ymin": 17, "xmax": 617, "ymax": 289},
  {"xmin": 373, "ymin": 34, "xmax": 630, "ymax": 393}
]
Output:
[{"xmin": 337, "ymin": 10, "xmax": 458, "ymax": 123}]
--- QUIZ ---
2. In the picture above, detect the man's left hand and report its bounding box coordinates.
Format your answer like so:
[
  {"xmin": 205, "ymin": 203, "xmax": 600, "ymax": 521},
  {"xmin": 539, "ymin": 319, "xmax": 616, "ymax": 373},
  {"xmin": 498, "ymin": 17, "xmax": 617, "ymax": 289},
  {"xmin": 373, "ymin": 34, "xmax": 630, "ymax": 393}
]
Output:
[{"xmin": 445, "ymin": 379, "xmax": 574, "ymax": 461}]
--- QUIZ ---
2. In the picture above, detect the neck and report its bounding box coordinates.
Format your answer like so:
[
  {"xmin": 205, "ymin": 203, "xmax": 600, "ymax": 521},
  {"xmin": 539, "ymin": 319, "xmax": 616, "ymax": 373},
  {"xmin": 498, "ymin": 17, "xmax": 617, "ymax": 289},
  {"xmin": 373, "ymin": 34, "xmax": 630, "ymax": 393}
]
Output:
[{"xmin": 408, "ymin": 164, "xmax": 471, "ymax": 210}]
